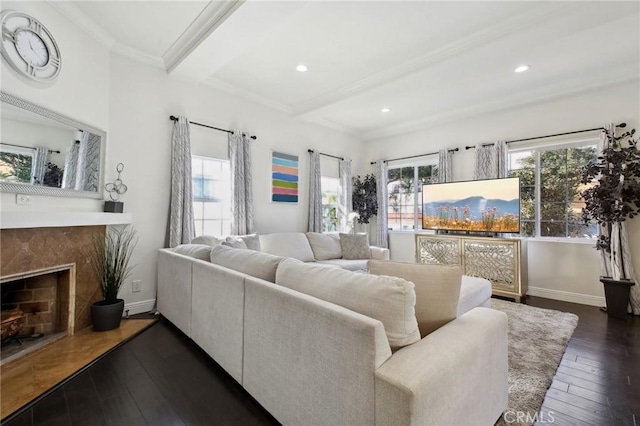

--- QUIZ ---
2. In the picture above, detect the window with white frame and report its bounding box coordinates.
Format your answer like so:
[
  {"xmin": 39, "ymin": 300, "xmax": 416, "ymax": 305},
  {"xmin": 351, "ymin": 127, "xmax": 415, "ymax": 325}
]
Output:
[
  {"xmin": 507, "ymin": 139, "xmax": 598, "ymax": 239},
  {"xmin": 0, "ymin": 145, "xmax": 34, "ymax": 184},
  {"xmin": 192, "ymin": 156, "xmax": 231, "ymax": 237},
  {"xmin": 321, "ymin": 176, "xmax": 339, "ymax": 232},
  {"xmin": 387, "ymin": 161, "xmax": 439, "ymax": 231}
]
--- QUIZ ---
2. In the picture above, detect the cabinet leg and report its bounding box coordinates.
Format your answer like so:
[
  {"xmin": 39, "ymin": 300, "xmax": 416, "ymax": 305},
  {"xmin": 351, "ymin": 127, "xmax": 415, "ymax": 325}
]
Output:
[{"xmin": 514, "ymin": 296, "xmax": 521, "ymax": 303}]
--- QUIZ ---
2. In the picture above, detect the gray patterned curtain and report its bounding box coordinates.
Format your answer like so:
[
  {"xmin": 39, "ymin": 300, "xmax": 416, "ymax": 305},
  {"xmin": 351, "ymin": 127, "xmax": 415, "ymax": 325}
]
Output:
[
  {"xmin": 168, "ymin": 116, "xmax": 195, "ymax": 248},
  {"xmin": 32, "ymin": 147, "xmax": 48, "ymax": 185},
  {"xmin": 229, "ymin": 132, "xmax": 253, "ymax": 235},
  {"xmin": 61, "ymin": 140, "xmax": 79, "ymax": 189},
  {"xmin": 438, "ymin": 149, "xmax": 453, "ymax": 183},
  {"xmin": 308, "ymin": 150, "xmax": 322, "ymax": 232},
  {"xmin": 474, "ymin": 141, "xmax": 507, "ymax": 179},
  {"xmin": 338, "ymin": 159, "xmax": 352, "ymax": 232},
  {"xmin": 75, "ymin": 132, "xmax": 101, "ymax": 191},
  {"xmin": 598, "ymin": 124, "xmax": 639, "ymax": 314},
  {"xmin": 375, "ymin": 160, "xmax": 388, "ymax": 248}
]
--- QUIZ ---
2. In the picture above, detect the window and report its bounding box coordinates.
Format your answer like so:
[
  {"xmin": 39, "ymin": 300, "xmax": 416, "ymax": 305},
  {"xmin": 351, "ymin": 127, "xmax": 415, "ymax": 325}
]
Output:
[
  {"xmin": 192, "ymin": 156, "xmax": 231, "ymax": 237},
  {"xmin": 321, "ymin": 176, "xmax": 339, "ymax": 232},
  {"xmin": 507, "ymin": 141, "xmax": 598, "ymax": 239},
  {"xmin": 0, "ymin": 145, "xmax": 34, "ymax": 184},
  {"xmin": 387, "ymin": 162, "xmax": 438, "ymax": 231}
]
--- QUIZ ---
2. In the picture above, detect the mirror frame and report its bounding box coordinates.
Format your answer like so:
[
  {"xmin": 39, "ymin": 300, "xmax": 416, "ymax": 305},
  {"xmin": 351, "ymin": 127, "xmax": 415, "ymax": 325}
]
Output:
[{"xmin": 0, "ymin": 91, "xmax": 106, "ymax": 199}]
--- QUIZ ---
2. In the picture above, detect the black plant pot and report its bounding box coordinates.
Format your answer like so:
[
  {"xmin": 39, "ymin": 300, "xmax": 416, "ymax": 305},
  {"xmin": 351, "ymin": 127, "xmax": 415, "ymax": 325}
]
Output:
[
  {"xmin": 600, "ymin": 277, "xmax": 635, "ymax": 319},
  {"xmin": 91, "ymin": 299, "xmax": 125, "ymax": 331}
]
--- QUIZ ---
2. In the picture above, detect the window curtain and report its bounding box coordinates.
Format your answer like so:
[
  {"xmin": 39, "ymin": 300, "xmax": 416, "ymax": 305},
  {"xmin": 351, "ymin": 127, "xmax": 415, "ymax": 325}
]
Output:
[
  {"xmin": 438, "ymin": 149, "xmax": 453, "ymax": 183},
  {"xmin": 74, "ymin": 131, "xmax": 101, "ymax": 191},
  {"xmin": 338, "ymin": 158, "xmax": 352, "ymax": 232},
  {"xmin": 32, "ymin": 147, "xmax": 48, "ymax": 185},
  {"xmin": 308, "ymin": 150, "xmax": 322, "ymax": 232},
  {"xmin": 61, "ymin": 140, "xmax": 79, "ymax": 189},
  {"xmin": 168, "ymin": 116, "xmax": 195, "ymax": 248},
  {"xmin": 229, "ymin": 132, "xmax": 254, "ymax": 235},
  {"xmin": 473, "ymin": 141, "xmax": 507, "ymax": 179},
  {"xmin": 375, "ymin": 160, "xmax": 388, "ymax": 248},
  {"xmin": 598, "ymin": 124, "xmax": 639, "ymax": 314}
]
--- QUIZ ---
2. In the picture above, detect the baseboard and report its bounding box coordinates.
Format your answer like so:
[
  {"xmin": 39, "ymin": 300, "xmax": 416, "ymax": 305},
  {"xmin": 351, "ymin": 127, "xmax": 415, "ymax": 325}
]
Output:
[
  {"xmin": 527, "ymin": 287, "xmax": 604, "ymax": 307},
  {"xmin": 123, "ymin": 299, "xmax": 156, "ymax": 316}
]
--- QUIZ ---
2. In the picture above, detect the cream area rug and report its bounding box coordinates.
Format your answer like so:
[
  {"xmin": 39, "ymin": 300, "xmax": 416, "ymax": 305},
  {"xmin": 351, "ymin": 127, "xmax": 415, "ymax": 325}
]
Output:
[{"xmin": 491, "ymin": 299, "xmax": 579, "ymax": 426}]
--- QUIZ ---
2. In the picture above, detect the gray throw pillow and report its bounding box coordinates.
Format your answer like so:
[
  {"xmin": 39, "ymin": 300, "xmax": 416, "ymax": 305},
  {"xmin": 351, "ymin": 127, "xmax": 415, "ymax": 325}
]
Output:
[
  {"xmin": 222, "ymin": 239, "xmax": 248, "ymax": 249},
  {"xmin": 339, "ymin": 233, "xmax": 371, "ymax": 260}
]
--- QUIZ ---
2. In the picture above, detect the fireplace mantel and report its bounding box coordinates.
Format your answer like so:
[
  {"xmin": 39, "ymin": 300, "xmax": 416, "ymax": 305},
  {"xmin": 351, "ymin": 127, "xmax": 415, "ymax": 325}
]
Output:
[{"xmin": 0, "ymin": 212, "xmax": 133, "ymax": 229}]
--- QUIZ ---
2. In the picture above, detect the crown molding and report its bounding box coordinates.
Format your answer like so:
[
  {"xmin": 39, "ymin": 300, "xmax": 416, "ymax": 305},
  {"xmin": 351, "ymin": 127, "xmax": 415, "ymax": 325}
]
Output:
[
  {"xmin": 163, "ymin": 1, "xmax": 246, "ymax": 73},
  {"xmin": 204, "ymin": 77, "xmax": 293, "ymax": 114},
  {"xmin": 112, "ymin": 42, "xmax": 165, "ymax": 69},
  {"xmin": 362, "ymin": 72, "xmax": 639, "ymax": 141},
  {"xmin": 301, "ymin": 116, "xmax": 359, "ymax": 137},
  {"xmin": 292, "ymin": 2, "xmax": 579, "ymax": 117},
  {"xmin": 48, "ymin": 1, "xmax": 116, "ymax": 49}
]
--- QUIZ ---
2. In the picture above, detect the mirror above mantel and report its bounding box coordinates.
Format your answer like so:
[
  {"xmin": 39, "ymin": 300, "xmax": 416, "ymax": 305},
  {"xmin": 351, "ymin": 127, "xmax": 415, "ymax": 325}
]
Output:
[{"xmin": 0, "ymin": 92, "xmax": 106, "ymax": 199}]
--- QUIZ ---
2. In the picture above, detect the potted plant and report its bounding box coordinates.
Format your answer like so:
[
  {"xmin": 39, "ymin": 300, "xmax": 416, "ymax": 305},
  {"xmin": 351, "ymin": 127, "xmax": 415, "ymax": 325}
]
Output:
[
  {"xmin": 90, "ymin": 226, "xmax": 137, "ymax": 331},
  {"xmin": 580, "ymin": 125, "xmax": 640, "ymax": 318},
  {"xmin": 352, "ymin": 174, "xmax": 377, "ymax": 225}
]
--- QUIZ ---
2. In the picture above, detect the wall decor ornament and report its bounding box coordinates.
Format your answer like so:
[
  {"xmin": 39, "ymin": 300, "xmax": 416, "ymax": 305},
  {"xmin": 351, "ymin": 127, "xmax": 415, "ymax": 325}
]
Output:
[
  {"xmin": 1, "ymin": 10, "xmax": 61, "ymax": 83},
  {"xmin": 271, "ymin": 151, "xmax": 299, "ymax": 203},
  {"xmin": 104, "ymin": 163, "xmax": 127, "ymax": 213}
]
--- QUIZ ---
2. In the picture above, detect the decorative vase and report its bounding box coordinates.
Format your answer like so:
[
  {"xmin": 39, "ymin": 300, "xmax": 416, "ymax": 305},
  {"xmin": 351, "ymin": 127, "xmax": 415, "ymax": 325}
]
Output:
[
  {"xmin": 91, "ymin": 299, "xmax": 125, "ymax": 331},
  {"xmin": 600, "ymin": 277, "xmax": 634, "ymax": 319}
]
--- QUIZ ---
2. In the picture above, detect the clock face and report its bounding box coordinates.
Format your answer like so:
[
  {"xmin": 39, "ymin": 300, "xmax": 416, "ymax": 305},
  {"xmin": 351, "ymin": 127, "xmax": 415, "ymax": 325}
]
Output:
[
  {"xmin": 1, "ymin": 11, "xmax": 61, "ymax": 83},
  {"xmin": 15, "ymin": 29, "xmax": 49, "ymax": 68}
]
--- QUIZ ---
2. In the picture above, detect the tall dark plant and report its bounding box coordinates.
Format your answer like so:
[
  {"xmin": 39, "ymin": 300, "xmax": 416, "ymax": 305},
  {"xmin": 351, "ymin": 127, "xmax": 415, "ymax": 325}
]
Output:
[
  {"xmin": 580, "ymin": 127, "xmax": 640, "ymax": 253},
  {"xmin": 352, "ymin": 174, "xmax": 377, "ymax": 224},
  {"xmin": 90, "ymin": 226, "xmax": 138, "ymax": 302}
]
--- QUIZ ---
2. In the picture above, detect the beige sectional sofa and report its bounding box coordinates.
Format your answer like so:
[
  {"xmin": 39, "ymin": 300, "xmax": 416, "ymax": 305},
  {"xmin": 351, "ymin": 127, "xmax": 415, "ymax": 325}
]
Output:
[{"xmin": 157, "ymin": 239, "xmax": 508, "ymax": 426}]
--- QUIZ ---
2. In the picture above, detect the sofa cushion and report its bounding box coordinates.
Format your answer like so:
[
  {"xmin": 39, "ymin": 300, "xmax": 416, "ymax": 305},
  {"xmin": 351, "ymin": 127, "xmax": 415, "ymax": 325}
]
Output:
[
  {"xmin": 305, "ymin": 232, "xmax": 342, "ymax": 260},
  {"xmin": 259, "ymin": 233, "xmax": 315, "ymax": 262},
  {"xmin": 222, "ymin": 239, "xmax": 248, "ymax": 249},
  {"xmin": 340, "ymin": 233, "xmax": 371, "ymax": 260},
  {"xmin": 173, "ymin": 244, "xmax": 213, "ymax": 261},
  {"xmin": 367, "ymin": 260, "xmax": 463, "ymax": 337},
  {"xmin": 276, "ymin": 258, "xmax": 420, "ymax": 350},
  {"xmin": 227, "ymin": 234, "xmax": 261, "ymax": 251},
  {"xmin": 191, "ymin": 235, "xmax": 225, "ymax": 247},
  {"xmin": 316, "ymin": 259, "xmax": 367, "ymax": 271},
  {"xmin": 210, "ymin": 245, "xmax": 284, "ymax": 283},
  {"xmin": 458, "ymin": 276, "xmax": 492, "ymax": 317}
]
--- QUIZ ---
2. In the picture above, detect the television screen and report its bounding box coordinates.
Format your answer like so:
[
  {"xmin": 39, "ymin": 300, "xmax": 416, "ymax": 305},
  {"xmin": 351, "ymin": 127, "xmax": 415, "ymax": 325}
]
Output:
[{"xmin": 422, "ymin": 177, "xmax": 520, "ymax": 233}]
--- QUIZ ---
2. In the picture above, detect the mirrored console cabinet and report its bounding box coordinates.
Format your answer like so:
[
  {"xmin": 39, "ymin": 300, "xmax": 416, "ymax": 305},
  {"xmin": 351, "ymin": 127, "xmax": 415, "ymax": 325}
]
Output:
[{"xmin": 415, "ymin": 234, "xmax": 527, "ymax": 302}]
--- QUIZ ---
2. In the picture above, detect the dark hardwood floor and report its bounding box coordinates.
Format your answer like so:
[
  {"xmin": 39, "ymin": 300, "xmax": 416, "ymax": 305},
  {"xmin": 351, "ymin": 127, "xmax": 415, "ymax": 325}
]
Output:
[{"xmin": 3, "ymin": 297, "xmax": 638, "ymax": 426}]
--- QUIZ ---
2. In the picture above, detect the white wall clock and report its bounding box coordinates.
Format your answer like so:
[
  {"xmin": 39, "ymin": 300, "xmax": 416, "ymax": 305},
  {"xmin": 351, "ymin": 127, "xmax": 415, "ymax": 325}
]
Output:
[{"xmin": 1, "ymin": 10, "xmax": 61, "ymax": 83}]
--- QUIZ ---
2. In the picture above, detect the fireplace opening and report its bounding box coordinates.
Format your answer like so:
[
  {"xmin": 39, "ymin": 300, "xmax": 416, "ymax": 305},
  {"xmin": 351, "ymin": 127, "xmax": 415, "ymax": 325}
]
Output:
[{"xmin": 1, "ymin": 266, "xmax": 74, "ymax": 365}]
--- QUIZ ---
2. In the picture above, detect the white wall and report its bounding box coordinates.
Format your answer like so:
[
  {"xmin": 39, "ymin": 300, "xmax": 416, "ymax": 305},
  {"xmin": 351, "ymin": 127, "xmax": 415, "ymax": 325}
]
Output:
[{"xmin": 365, "ymin": 80, "xmax": 640, "ymax": 306}]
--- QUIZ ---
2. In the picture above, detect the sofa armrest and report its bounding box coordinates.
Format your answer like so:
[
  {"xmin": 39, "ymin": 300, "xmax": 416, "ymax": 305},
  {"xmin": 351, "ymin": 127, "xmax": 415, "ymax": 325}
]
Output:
[
  {"xmin": 375, "ymin": 307, "xmax": 508, "ymax": 426},
  {"xmin": 370, "ymin": 246, "xmax": 390, "ymax": 260}
]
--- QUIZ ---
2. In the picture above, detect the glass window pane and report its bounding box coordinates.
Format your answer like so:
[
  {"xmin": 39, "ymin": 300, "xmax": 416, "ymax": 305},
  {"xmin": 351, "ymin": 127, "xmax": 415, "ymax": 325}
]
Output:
[
  {"xmin": 203, "ymin": 202, "xmax": 222, "ymax": 219},
  {"xmin": 222, "ymin": 220, "xmax": 231, "ymax": 236},
  {"xmin": 540, "ymin": 221, "xmax": 566, "ymax": 237},
  {"xmin": 192, "ymin": 158, "xmax": 203, "ymax": 177},
  {"xmin": 194, "ymin": 220, "xmax": 204, "ymax": 237},
  {"xmin": 203, "ymin": 220, "xmax": 222, "ymax": 236},
  {"xmin": 520, "ymin": 221, "xmax": 535, "ymax": 237},
  {"xmin": 193, "ymin": 202, "xmax": 204, "ymax": 220},
  {"xmin": 541, "ymin": 202, "xmax": 567, "ymax": 221},
  {"xmin": 202, "ymin": 159, "xmax": 221, "ymax": 179}
]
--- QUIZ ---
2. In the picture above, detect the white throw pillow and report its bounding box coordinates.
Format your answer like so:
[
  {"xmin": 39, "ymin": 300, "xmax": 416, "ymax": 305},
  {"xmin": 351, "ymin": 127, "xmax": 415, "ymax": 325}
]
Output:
[
  {"xmin": 367, "ymin": 260, "xmax": 462, "ymax": 337},
  {"xmin": 227, "ymin": 234, "xmax": 261, "ymax": 251},
  {"xmin": 305, "ymin": 232, "xmax": 342, "ymax": 260},
  {"xmin": 275, "ymin": 258, "xmax": 420, "ymax": 350},
  {"xmin": 259, "ymin": 233, "xmax": 315, "ymax": 262},
  {"xmin": 173, "ymin": 244, "xmax": 213, "ymax": 261},
  {"xmin": 191, "ymin": 235, "xmax": 225, "ymax": 247},
  {"xmin": 222, "ymin": 239, "xmax": 248, "ymax": 249},
  {"xmin": 210, "ymin": 245, "xmax": 284, "ymax": 283}
]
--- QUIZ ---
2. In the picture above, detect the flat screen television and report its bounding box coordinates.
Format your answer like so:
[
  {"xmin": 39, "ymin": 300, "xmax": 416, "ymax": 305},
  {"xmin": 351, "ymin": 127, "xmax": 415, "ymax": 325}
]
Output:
[{"xmin": 422, "ymin": 177, "xmax": 520, "ymax": 233}]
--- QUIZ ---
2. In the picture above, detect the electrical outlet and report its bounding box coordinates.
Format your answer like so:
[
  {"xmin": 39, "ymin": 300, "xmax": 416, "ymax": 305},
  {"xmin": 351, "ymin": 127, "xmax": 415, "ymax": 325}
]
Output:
[
  {"xmin": 132, "ymin": 279, "xmax": 142, "ymax": 293},
  {"xmin": 16, "ymin": 194, "xmax": 31, "ymax": 205}
]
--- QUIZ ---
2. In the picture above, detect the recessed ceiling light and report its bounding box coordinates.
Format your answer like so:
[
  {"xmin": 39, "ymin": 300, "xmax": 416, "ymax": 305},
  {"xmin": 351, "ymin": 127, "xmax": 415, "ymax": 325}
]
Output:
[
  {"xmin": 381, "ymin": 107, "xmax": 391, "ymax": 113},
  {"xmin": 296, "ymin": 64, "xmax": 308, "ymax": 72},
  {"xmin": 514, "ymin": 65, "xmax": 530, "ymax": 73}
]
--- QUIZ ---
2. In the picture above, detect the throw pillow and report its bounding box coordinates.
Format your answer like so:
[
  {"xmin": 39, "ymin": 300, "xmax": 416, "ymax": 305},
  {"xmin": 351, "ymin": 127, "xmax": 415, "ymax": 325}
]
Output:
[
  {"xmin": 305, "ymin": 232, "xmax": 342, "ymax": 260},
  {"xmin": 367, "ymin": 260, "xmax": 463, "ymax": 337},
  {"xmin": 173, "ymin": 244, "xmax": 213, "ymax": 261},
  {"xmin": 276, "ymin": 258, "xmax": 420, "ymax": 350},
  {"xmin": 259, "ymin": 233, "xmax": 315, "ymax": 262},
  {"xmin": 222, "ymin": 239, "xmax": 248, "ymax": 249},
  {"xmin": 210, "ymin": 245, "xmax": 284, "ymax": 283},
  {"xmin": 339, "ymin": 233, "xmax": 371, "ymax": 260},
  {"xmin": 227, "ymin": 234, "xmax": 261, "ymax": 251},
  {"xmin": 191, "ymin": 235, "xmax": 225, "ymax": 247}
]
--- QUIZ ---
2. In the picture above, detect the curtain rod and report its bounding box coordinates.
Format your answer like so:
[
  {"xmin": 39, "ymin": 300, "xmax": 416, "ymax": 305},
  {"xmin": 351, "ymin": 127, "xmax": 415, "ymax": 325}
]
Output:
[
  {"xmin": 0, "ymin": 142, "xmax": 60, "ymax": 154},
  {"xmin": 464, "ymin": 123, "xmax": 627, "ymax": 150},
  {"xmin": 169, "ymin": 115, "xmax": 257, "ymax": 140},
  {"xmin": 369, "ymin": 148, "xmax": 459, "ymax": 165},
  {"xmin": 307, "ymin": 149, "xmax": 344, "ymax": 161}
]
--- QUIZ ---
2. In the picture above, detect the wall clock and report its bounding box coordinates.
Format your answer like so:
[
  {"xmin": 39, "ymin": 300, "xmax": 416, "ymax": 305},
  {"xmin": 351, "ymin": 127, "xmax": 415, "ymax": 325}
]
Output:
[{"xmin": 1, "ymin": 10, "xmax": 61, "ymax": 83}]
